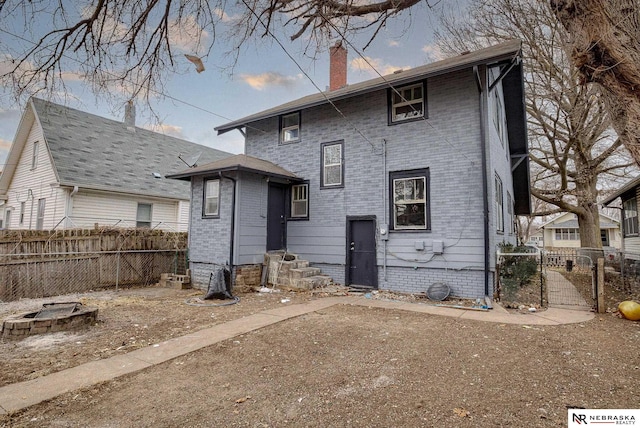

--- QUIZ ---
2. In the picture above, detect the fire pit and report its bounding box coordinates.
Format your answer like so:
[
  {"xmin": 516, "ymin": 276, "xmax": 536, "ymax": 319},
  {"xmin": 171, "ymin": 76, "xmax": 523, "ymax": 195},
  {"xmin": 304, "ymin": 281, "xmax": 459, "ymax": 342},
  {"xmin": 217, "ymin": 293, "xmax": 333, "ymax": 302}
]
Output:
[{"xmin": 1, "ymin": 302, "xmax": 98, "ymax": 339}]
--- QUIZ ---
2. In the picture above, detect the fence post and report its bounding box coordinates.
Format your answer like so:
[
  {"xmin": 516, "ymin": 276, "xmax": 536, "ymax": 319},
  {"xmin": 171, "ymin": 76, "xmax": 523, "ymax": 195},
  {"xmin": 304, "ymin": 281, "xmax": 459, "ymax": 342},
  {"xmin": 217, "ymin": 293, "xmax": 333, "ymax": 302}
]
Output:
[
  {"xmin": 597, "ymin": 258, "xmax": 605, "ymax": 314},
  {"xmin": 115, "ymin": 249, "xmax": 120, "ymax": 292},
  {"xmin": 540, "ymin": 250, "xmax": 544, "ymax": 307}
]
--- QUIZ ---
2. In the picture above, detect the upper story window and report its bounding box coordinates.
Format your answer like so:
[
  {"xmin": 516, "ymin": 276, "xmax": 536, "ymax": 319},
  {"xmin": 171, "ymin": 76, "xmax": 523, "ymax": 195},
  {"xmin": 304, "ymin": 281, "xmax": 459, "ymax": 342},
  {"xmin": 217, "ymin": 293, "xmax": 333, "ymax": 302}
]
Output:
[
  {"xmin": 389, "ymin": 168, "xmax": 430, "ymax": 231},
  {"xmin": 290, "ymin": 183, "xmax": 309, "ymax": 220},
  {"xmin": 31, "ymin": 141, "xmax": 39, "ymax": 170},
  {"xmin": 493, "ymin": 90, "xmax": 506, "ymax": 146},
  {"xmin": 321, "ymin": 141, "xmax": 344, "ymax": 188},
  {"xmin": 507, "ymin": 192, "xmax": 513, "ymax": 234},
  {"xmin": 623, "ymin": 197, "xmax": 638, "ymax": 236},
  {"xmin": 136, "ymin": 203, "xmax": 152, "ymax": 228},
  {"xmin": 280, "ymin": 112, "xmax": 300, "ymax": 144},
  {"xmin": 495, "ymin": 174, "xmax": 504, "ymax": 233},
  {"xmin": 388, "ymin": 82, "xmax": 426, "ymax": 124},
  {"xmin": 203, "ymin": 179, "xmax": 220, "ymax": 217}
]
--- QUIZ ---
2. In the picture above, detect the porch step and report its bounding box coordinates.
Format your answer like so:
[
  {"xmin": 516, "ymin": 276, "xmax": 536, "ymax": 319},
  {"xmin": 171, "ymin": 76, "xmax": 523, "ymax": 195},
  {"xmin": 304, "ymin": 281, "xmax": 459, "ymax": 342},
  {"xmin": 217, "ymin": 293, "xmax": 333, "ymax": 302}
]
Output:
[{"xmin": 264, "ymin": 252, "xmax": 333, "ymax": 291}]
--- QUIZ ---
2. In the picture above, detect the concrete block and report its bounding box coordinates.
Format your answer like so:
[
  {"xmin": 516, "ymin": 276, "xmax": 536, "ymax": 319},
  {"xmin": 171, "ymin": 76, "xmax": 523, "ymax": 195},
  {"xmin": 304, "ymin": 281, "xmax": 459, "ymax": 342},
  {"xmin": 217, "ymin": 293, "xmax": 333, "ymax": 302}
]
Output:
[{"xmin": 290, "ymin": 267, "xmax": 321, "ymax": 279}]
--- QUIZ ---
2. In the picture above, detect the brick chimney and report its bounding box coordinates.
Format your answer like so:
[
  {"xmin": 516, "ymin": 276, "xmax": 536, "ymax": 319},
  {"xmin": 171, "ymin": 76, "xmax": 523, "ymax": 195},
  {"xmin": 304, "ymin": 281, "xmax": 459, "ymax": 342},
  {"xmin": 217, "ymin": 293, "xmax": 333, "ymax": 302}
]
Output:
[
  {"xmin": 329, "ymin": 40, "xmax": 347, "ymax": 91},
  {"xmin": 124, "ymin": 100, "xmax": 135, "ymax": 131}
]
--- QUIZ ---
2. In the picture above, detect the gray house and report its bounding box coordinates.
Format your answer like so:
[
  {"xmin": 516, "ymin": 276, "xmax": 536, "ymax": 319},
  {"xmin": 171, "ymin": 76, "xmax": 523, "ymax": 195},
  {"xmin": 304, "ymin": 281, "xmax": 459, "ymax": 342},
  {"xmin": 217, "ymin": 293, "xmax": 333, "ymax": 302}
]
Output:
[
  {"xmin": 603, "ymin": 175, "xmax": 640, "ymax": 259},
  {"xmin": 169, "ymin": 40, "xmax": 531, "ymax": 299}
]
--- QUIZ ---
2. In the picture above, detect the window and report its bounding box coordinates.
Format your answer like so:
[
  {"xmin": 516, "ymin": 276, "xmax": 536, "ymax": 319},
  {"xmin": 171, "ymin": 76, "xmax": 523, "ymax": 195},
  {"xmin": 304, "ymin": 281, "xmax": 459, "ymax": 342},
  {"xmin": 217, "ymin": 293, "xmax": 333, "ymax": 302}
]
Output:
[
  {"xmin": 31, "ymin": 141, "xmax": 39, "ymax": 170},
  {"xmin": 495, "ymin": 174, "xmax": 504, "ymax": 232},
  {"xmin": 507, "ymin": 192, "xmax": 513, "ymax": 234},
  {"xmin": 203, "ymin": 179, "xmax": 220, "ymax": 217},
  {"xmin": 136, "ymin": 203, "xmax": 152, "ymax": 228},
  {"xmin": 555, "ymin": 228, "xmax": 580, "ymax": 241},
  {"xmin": 280, "ymin": 112, "xmax": 300, "ymax": 144},
  {"xmin": 389, "ymin": 82, "xmax": 426, "ymax": 124},
  {"xmin": 19, "ymin": 202, "xmax": 25, "ymax": 226},
  {"xmin": 36, "ymin": 198, "xmax": 45, "ymax": 230},
  {"xmin": 389, "ymin": 169, "xmax": 430, "ymax": 231},
  {"xmin": 321, "ymin": 141, "xmax": 344, "ymax": 188},
  {"xmin": 623, "ymin": 198, "xmax": 638, "ymax": 236},
  {"xmin": 290, "ymin": 183, "xmax": 309, "ymax": 220},
  {"xmin": 4, "ymin": 210, "xmax": 10, "ymax": 230},
  {"xmin": 493, "ymin": 90, "xmax": 506, "ymax": 145}
]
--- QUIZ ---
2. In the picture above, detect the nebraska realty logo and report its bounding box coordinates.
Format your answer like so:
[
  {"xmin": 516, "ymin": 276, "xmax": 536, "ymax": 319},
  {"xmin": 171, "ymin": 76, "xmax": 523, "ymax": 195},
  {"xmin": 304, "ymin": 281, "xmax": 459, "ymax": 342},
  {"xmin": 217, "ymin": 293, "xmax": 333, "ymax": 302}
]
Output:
[{"xmin": 568, "ymin": 409, "xmax": 639, "ymax": 426}]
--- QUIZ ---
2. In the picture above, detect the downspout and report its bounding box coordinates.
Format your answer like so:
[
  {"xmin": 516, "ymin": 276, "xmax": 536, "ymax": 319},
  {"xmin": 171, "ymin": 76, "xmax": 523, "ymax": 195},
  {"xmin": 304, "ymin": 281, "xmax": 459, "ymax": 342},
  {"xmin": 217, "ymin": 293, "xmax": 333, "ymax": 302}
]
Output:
[
  {"xmin": 382, "ymin": 139, "xmax": 388, "ymax": 282},
  {"xmin": 221, "ymin": 174, "xmax": 237, "ymax": 283},
  {"xmin": 66, "ymin": 186, "xmax": 78, "ymax": 228},
  {"xmin": 474, "ymin": 65, "xmax": 491, "ymax": 298}
]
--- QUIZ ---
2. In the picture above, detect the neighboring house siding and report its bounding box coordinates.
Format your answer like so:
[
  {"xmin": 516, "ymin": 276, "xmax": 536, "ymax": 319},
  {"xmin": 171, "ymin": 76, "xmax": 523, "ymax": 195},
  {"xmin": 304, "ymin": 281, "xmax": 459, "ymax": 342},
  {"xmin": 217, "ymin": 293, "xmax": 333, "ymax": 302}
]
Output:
[
  {"xmin": 3, "ymin": 123, "xmax": 60, "ymax": 230},
  {"xmin": 244, "ymin": 70, "xmax": 493, "ymax": 297},
  {"xmin": 188, "ymin": 176, "xmax": 234, "ymax": 288},
  {"xmin": 71, "ymin": 191, "xmax": 183, "ymax": 231},
  {"xmin": 623, "ymin": 187, "xmax": 640, "ymax": 258},
  {"xmin": 177, "ymin": 201, "xmax": 190, "ymax": 232}
]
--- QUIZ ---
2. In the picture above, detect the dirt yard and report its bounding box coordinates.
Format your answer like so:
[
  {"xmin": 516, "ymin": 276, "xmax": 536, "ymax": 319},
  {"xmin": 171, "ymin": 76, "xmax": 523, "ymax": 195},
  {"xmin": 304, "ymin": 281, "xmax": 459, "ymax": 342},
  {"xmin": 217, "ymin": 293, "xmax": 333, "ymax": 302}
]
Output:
[{"xmin": 1, "ymin": 284, "xmax": 639, "ymax": 427}]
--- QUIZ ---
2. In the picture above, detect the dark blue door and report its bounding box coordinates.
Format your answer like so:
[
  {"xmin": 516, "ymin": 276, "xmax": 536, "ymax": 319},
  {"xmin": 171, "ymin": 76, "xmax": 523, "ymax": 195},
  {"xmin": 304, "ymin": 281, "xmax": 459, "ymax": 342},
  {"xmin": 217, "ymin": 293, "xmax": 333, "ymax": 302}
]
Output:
[
  {"xmin": 267, "ymin": 184, "xmax": 287, "ymax": 251},
  {"xmin": 347, "ymin": 217, "xmax": 378, "ymax": 288}
]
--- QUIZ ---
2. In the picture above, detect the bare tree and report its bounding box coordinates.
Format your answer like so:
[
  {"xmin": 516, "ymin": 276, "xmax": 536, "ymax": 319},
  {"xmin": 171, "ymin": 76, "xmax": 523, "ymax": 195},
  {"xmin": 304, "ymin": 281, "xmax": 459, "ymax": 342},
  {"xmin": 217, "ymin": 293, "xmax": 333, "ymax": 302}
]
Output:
[
  {"xmin": 550, "ymin": 0, "xmax": 640, "ymax": 166},
  {"xmin": 435, "ymin": 0, "xmax": 636, "ymax": 249},
  {"xmin": 2, "ymin": 0, "xmax": 639, "ymax": 157}
]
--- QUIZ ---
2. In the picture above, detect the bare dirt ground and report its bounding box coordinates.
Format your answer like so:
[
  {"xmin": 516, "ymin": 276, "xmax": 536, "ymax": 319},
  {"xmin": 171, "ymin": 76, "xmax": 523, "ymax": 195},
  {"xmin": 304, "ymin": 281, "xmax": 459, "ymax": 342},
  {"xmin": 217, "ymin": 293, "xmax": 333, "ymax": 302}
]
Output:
[{"xmin": 1, "ymin": 283, "xmax": 640, "ymax": 427}]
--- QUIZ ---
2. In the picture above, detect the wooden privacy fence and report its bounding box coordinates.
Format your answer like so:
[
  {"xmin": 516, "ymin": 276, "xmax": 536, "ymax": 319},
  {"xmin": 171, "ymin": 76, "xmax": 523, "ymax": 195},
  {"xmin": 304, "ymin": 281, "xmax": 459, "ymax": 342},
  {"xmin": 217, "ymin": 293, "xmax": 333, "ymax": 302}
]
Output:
[{"xmin": 0, "ymin": 229, "xmax": 188, "ymax": 302}]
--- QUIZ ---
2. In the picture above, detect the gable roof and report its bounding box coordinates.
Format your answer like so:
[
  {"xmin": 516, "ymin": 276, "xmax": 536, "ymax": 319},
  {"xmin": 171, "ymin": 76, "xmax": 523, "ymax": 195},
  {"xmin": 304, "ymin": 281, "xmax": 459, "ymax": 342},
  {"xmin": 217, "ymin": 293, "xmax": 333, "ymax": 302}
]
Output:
[
  {"xmin": 215, "ymin": 39, "xmax": 523, "ymax": 135},
  {"xmin": 167, "ymin": 154, "xmax": 301, "ymax": 182},
  {"xmin": 1, "ymin": 98, "xmax": 232, "ymax": 200},
  {"xmin": 541, "ymin": 212, "xmax": 620, "ymax": 229},
  {"xmin": 601, "ymin": 175, "xmax": 640, "ymax": 206}
]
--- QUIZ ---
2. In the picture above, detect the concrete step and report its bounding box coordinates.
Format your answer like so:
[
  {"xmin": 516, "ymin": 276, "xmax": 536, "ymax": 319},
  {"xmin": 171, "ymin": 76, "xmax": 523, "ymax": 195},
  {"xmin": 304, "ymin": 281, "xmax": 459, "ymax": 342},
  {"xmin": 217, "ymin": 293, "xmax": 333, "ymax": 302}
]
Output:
[
  {"xmin": 290, "ymin": 275, "xmax": 332, "ymax": 290},
  {"xmin": 289, "ymin": 267, "xmax": 321, "ymax": 279}
]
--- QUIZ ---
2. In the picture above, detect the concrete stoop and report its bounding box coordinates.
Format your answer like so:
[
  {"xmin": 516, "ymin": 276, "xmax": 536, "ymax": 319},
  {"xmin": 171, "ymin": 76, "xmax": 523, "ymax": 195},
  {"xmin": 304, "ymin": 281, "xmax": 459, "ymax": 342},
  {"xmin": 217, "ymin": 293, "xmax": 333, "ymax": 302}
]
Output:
[{"xmin": 265, "ymin": 252, "xmax": 332, "ymax": 291}]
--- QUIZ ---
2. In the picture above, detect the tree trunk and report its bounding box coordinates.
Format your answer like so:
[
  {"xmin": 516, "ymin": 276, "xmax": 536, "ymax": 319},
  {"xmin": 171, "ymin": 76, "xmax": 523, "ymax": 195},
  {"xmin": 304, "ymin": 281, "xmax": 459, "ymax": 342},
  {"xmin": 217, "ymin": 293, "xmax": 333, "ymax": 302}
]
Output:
[{"xmin": 550, "ymin": 0, "xmax": 640, "ymax": 165}]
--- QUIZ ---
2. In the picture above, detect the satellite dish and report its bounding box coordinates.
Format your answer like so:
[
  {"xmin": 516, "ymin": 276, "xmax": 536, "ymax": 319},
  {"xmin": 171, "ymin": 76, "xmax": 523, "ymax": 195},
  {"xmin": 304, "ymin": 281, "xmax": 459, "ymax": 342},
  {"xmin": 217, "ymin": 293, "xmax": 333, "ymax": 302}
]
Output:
[{"xmin": 178, "ymin": 151, "xmax": 202, "ymax": 168}]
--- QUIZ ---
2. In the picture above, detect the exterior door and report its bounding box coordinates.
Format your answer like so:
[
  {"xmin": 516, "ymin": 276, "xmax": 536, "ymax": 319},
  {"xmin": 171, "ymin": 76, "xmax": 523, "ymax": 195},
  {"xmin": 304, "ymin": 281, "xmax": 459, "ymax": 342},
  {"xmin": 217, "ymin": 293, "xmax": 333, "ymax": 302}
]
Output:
[
  {"xmin": 346, "ymin": 217, "xmax": 378, "ymax": 288},
  {"xmin": 267, "ymin": 184, "xmax": 287, "ymax": 251}
]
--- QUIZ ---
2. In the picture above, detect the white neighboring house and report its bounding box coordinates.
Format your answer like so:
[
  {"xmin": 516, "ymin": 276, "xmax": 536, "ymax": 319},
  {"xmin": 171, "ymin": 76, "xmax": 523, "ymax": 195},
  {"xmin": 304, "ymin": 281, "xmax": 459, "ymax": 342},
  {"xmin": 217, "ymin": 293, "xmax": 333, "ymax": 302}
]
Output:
[
  {"xmin": 541, "ymin": 212, "xmax": 621, "ymax": 250},
  {"xmin": 0, "ymin": 98, "xmax": 231, "ymax": 232}
]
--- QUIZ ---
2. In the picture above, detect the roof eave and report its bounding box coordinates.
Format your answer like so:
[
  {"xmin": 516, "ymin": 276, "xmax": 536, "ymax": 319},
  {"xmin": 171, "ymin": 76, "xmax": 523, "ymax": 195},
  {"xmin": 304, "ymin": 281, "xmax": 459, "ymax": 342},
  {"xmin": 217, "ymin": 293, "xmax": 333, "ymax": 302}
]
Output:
[{"xmin": 215, "ymin": 40, "xmax": 523, "ymax": 135}]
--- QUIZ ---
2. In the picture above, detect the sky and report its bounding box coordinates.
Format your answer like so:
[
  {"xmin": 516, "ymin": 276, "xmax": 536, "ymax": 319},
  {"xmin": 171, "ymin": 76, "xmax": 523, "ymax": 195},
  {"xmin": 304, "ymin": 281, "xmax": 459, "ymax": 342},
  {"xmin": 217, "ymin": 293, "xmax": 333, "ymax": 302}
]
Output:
[{"xmin": 0, "ymin": 1, "xmax": 469, "ymax": 166}]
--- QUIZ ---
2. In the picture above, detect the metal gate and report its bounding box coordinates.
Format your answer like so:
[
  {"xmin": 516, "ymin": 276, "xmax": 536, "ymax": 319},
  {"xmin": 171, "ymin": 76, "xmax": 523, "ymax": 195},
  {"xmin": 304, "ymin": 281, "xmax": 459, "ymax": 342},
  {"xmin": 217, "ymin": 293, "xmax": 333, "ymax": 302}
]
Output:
[{"xmin": 496, "ymin": 248, "xmax": 595, "ymax": 310}]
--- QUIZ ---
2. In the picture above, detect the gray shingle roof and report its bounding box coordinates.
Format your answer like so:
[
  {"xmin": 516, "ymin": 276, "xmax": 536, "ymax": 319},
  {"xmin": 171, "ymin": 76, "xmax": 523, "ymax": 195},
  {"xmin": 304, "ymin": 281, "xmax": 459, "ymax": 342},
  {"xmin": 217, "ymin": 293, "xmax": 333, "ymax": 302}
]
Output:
[
  {"xmin": 167, "ymin": 154, "xmax": 300, "ymax": 182},
  {"xmin": 215, "ymin": 39, "xmax": 522, "ymax": 134},
  {"xmin": 32, "ymin": 98, "xmax": 231, "ymax": 200}
]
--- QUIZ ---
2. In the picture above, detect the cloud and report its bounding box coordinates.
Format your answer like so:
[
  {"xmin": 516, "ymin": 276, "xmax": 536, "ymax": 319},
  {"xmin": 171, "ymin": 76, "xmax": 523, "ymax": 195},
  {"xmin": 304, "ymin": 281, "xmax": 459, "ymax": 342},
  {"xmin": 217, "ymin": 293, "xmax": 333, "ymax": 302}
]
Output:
[
  {"xmin": 422, "ymin": 44, "xmax": 445, "ymax": 62},
  {"xmin": 144, "ymin": 123, "xmax": 185, "ymax": 139},
  {"xmin": 239, "ymin": 72, "xmax": 303, "ymax": 90},
  {"xmin": 168, "ymin": 15, "xmax": 211, "ymax": 53},
  {"xmin": 349, "ymin": 57, "xmax": 410, "ymax": 78},
  {"xmin": 387, "ymin": 40, "xmax": 401, "ymax": 48}
]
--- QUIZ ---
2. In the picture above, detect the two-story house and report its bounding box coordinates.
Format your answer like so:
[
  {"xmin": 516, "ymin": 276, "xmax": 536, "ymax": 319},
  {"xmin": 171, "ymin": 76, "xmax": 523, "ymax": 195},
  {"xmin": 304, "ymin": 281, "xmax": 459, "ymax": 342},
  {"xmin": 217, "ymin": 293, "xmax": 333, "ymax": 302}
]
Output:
[{"xmin": 169, "ymin": 40, "xmax": 530, "ymax": 300}]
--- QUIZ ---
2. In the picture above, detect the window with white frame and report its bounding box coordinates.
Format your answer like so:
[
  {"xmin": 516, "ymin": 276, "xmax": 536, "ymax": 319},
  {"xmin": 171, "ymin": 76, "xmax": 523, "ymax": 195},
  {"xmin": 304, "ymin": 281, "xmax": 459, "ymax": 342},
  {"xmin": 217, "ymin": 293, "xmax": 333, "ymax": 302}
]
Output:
[
  {"xmin": 203, "ymin": 179, "xmax": 220, "ymax": 217},
  {"xmin": 321, "ymin": 141, "xmax": 344, "ymax": 188},
  {"xmin": 4, "ymin": 210, "xmax": 11, "ymax": 230},
  {"xmin": 493, "ymin": 90, "xmax": 506, "ymax": 145},
  {"xmin": 389, "ymin": 83, "xmax": 425, "ymax": 124},
  {"xmin": 555, "ymin": 228, "xmax": 580, "ymax": 241},
  {"xmin": 507, "ymin": 192, "xmax": 513, "ymax": 234},
  {"xmin": 136, "ymin": 203, "xmax": 152, "ymax": 228},
  {"xmin": 623, "ymin": 197, "xmax": 638, "ymax": 236},
  {"xmin": 290, "ymin": 183, "xmax": 309, "ymax": 219},
  {"xmin": 495, "ymin": 174, "xmax": 504, "ymax": 232},
  {"xmin": 280, "ymin": 112, "xmax": 300, "ymax": 144},
  {"xmin": 390, "ymin": 169, "xmax": 429, "ymax": 230},
  {"xmin": 36, "ymin": 198, "xmax": 46, "ymax": 230},
  {"xmin": 31, "ymin": 141, "xmax": 39, "ymax": 170}
]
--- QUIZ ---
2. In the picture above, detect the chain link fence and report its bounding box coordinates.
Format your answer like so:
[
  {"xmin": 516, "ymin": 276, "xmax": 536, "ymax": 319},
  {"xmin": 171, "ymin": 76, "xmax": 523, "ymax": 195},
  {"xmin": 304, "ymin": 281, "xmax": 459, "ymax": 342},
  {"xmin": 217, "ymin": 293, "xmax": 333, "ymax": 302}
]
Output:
[{"xmin": 0, "ymin": 249, "xmax": 187, "ymax": 302}]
